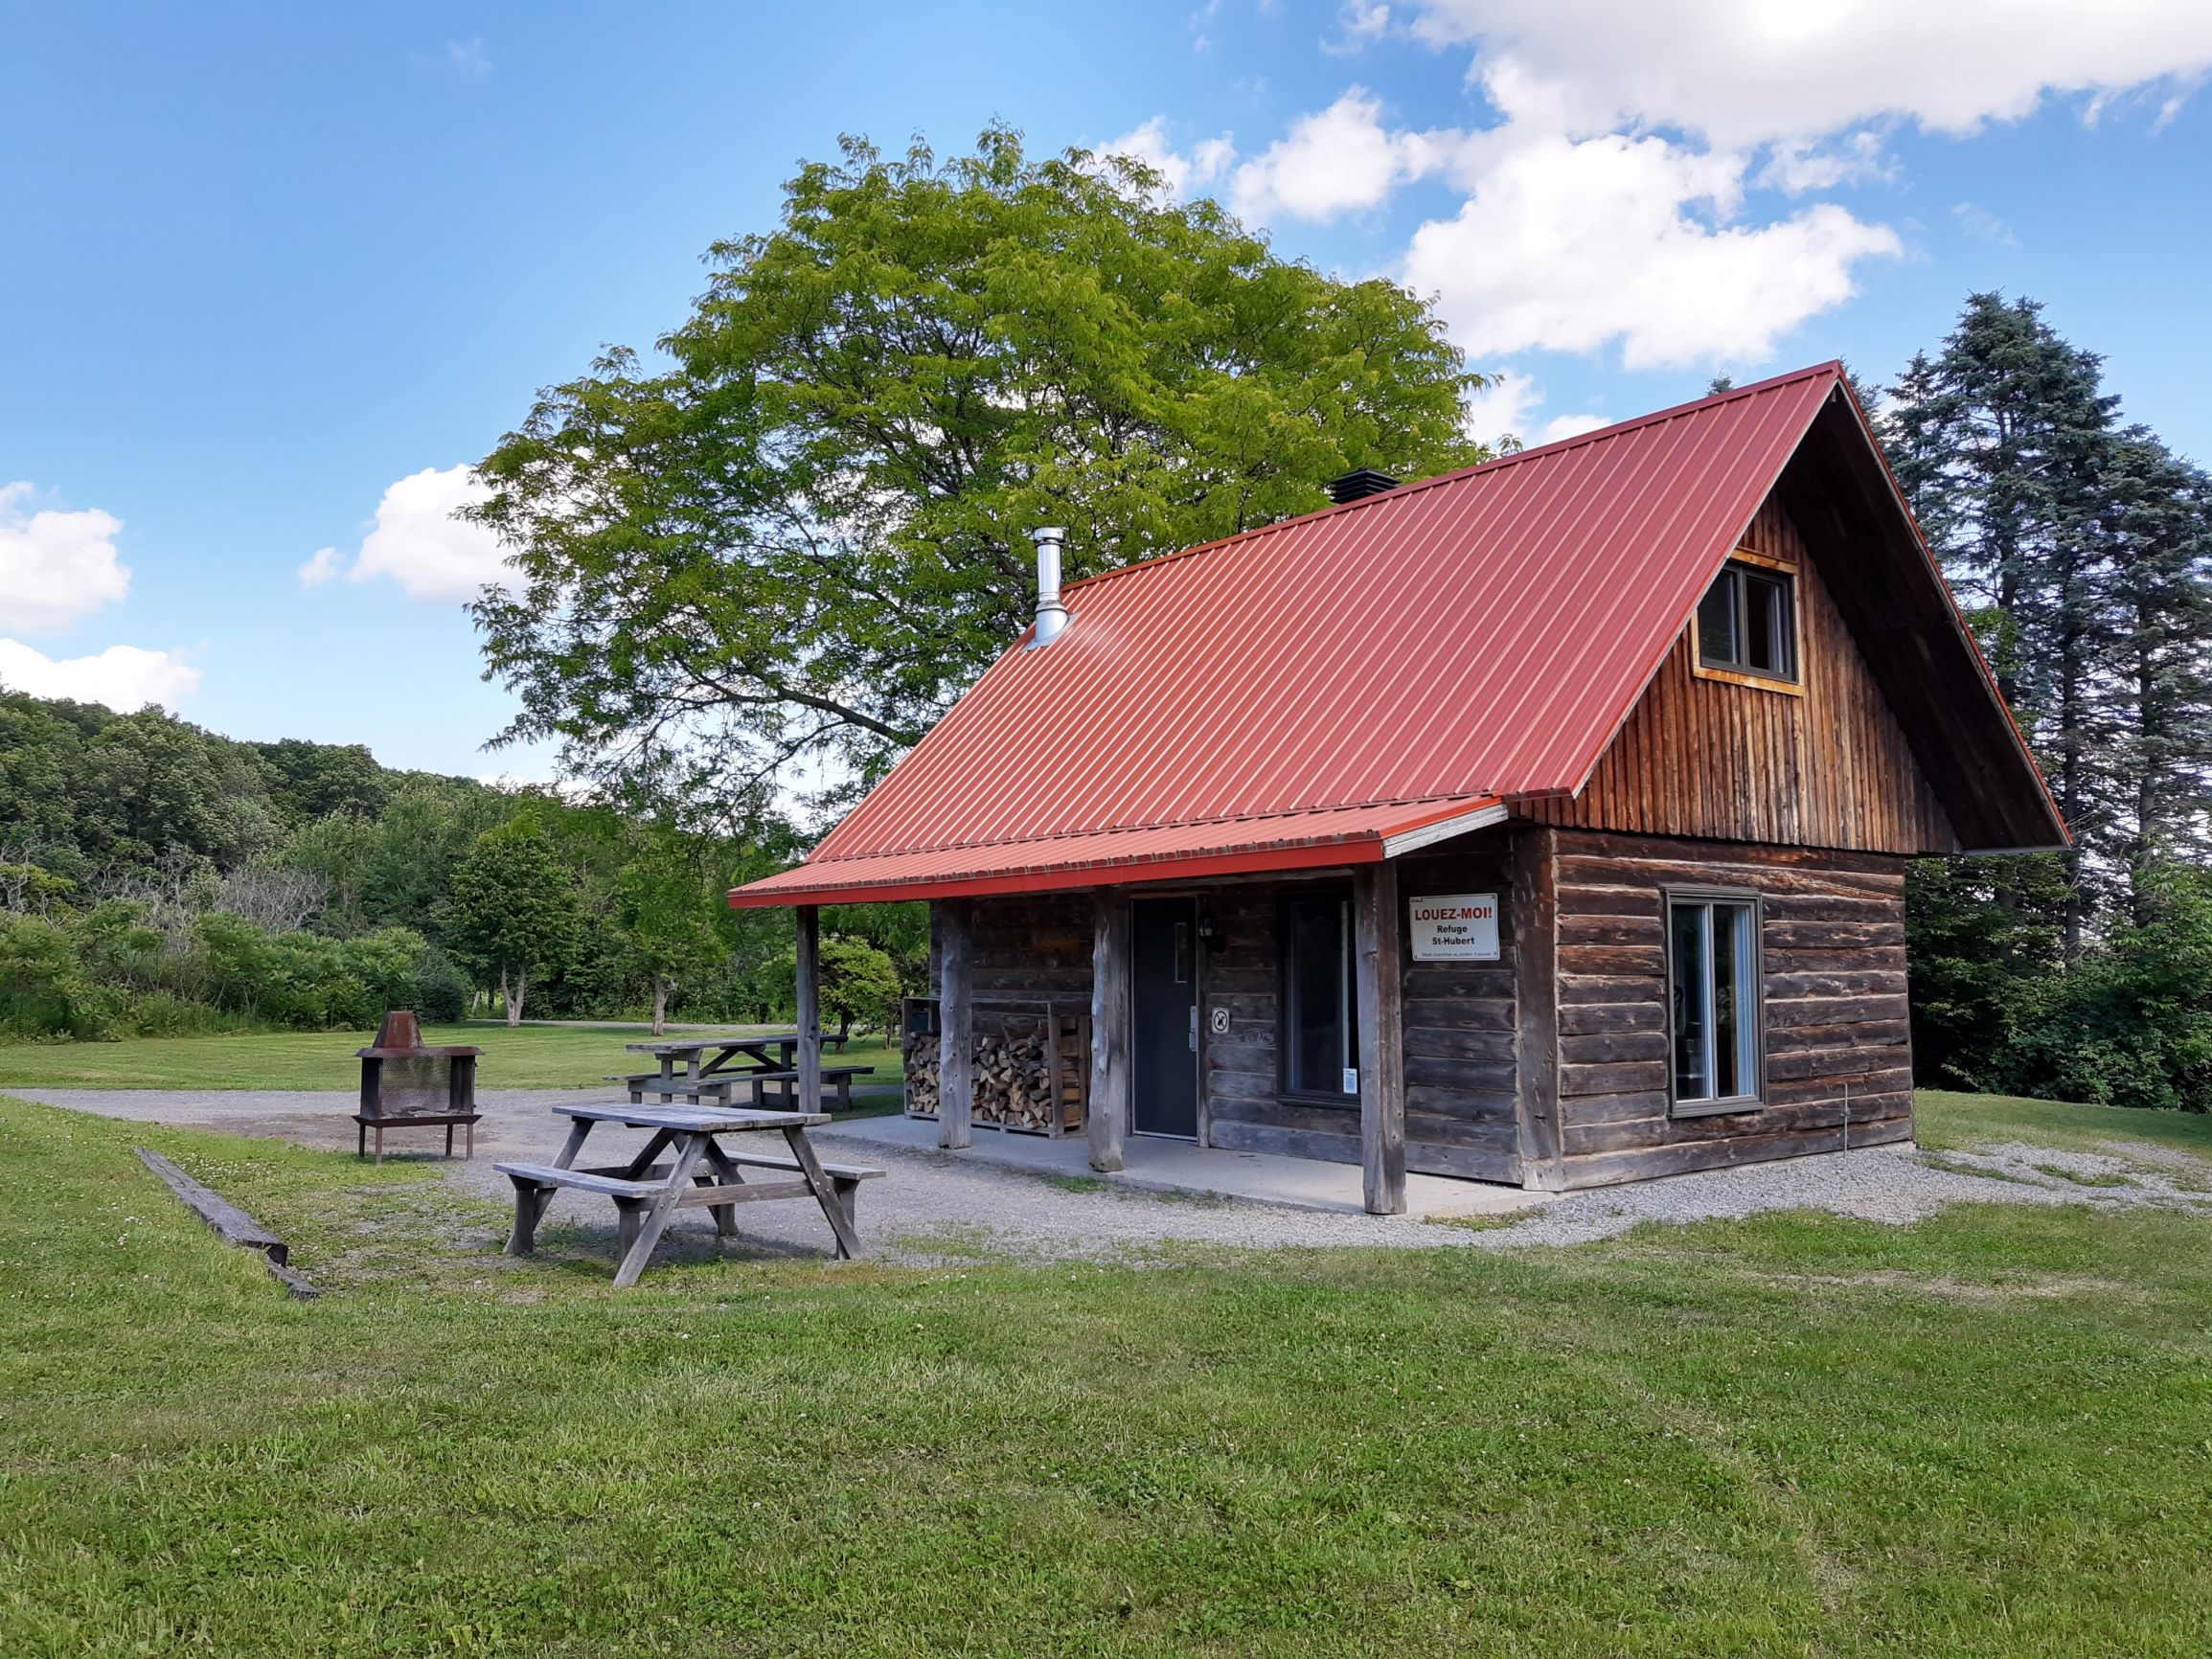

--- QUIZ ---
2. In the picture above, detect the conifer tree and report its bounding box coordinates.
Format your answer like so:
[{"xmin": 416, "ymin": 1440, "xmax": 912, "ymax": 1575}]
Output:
[{"xmin": 1881, "ymin": 293, "xmax": 2125, "ymax": 949}]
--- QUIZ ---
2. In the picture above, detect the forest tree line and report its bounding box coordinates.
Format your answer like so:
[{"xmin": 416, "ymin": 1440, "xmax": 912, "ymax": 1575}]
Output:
[{"xmin": 0, "ymin": 691, "xmax": 918, "ymax": 1038}]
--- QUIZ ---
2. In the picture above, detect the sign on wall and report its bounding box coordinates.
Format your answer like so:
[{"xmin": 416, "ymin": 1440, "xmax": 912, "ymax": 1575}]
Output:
[{"xmin": 1409, "ymin": 893, "xmax": 1500, "ymax": 962}]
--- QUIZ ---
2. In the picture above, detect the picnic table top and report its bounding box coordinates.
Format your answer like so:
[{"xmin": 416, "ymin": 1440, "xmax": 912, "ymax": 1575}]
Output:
[
  {"xmin": 626, "ymin": 1033, "xmax": 800, "ymax": 1055},
  {"xmin": 554, "ymin": 1102, "xmax": 831, "ymax": 1132}
]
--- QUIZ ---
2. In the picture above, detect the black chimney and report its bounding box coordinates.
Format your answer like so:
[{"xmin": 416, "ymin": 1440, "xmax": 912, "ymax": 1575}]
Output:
[{"xmin": 1326, "ymin": 467, "xmax": 1400, "ymax": 505}]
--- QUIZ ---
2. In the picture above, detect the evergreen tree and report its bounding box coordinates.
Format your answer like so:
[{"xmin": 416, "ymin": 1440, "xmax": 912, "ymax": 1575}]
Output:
[
  {"xmin": 1881, "ymin": 294, "xmax": 2126, "ymax": 950},
  {"xmin": 2103, "ymin": 432, "xmax": 2212, "ymax": 907}
]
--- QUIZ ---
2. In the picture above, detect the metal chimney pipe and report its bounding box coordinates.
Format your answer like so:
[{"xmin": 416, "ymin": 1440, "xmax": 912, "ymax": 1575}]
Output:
[{"xmin": 1030, "ymin": 526, "xmax": 1069, "ymax": 648}]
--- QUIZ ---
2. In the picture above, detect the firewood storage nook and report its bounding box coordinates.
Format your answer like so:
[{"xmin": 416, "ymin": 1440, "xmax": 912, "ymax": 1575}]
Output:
[
  {"xmin": 730, "ymin": 365, "xmax": 2070, "ymax": 1213},
  {"xmin": 901, "ymin": 997, "xmax": 1089, "ymax": 1136}
]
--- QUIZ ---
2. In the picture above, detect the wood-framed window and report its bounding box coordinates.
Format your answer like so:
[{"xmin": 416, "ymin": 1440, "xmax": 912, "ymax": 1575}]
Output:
[
  {"xmin": 1665, "ymin": 887, "xmax": 1765, "ymax": 1115},
  {"xmin": 1279, "ymin": 890, "xmax": 1358, "ymax": 1103},
  {"xmin": 1694, "ymin": 556, "xmax": 1800, "ymax": 691}
]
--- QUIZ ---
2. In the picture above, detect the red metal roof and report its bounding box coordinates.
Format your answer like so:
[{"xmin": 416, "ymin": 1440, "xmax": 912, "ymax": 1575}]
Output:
[{"xmin": 733, "ymin": 363, "xmax": 1868, "ymax": 907}]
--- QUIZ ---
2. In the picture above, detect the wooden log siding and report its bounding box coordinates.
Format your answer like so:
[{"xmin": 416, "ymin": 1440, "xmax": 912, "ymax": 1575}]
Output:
[
  {"xmin": 969, "ymin": 892, "xmax": 1096, "ymax": 997},
  {"xmin": 1393, "ymin": 844, "xmax": 1520, "ymax": 1183},
  {"xmin": 1523, "ymin": 499, "xmax": 1959, "ymax": 855},
  {"xmin": 1202, "ymin": 849, "xmax": 1522, "ymax": 1185},
  {"xmin": 1547, "ymin": 828, "xmax": 1913, "ymax": 1188}
]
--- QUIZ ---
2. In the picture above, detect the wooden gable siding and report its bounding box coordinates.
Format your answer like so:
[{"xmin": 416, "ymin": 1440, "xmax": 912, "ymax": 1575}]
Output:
[
  {"xmin": 1521, "ymin": 499, "xmax": 1959, "ymax": 854},
  {"xmin": 1543, "ymin": 829, "xmax": 1913, "ymax": 1188}
]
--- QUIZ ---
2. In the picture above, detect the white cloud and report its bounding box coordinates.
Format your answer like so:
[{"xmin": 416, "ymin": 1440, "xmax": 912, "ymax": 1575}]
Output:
[
  {"xmin": 1758, "ymin": 131, "xmax": 1893, "ymax": 193},
  {"xmin": 0, "ymin": 639, "xmax": 198, "ymax": 710},
  {"xmin": 1229, "ymin": 87, "xmax": 1471, "ymax": 224},
  {"xmin": 309, "ymin": 465, "xmax": 511, "ymax": 604},
  {"xmin": 1403, "ymin": 130, "xmax": 1902, "ymax": 368},
  {"xmin": 1101, "ymin": 117, "xmax": 1236, "ymax": 199},
  {"xmin": 1461, "ymin": 368, "xmax": 1540, "ymax": 447},
  {"xmin": 1325, "ymin": 2, "xmax": 1395, "ymax": 55},
  {"xmin": 1199, "ymin": 2, "xmax": 2212, "ymax": 371},
  {"xmin": 0, "ymin": 482, "xmax": 130, "ymax": 635},
  {"xmin": 1953, "ymin": 201, "xmax": 2021, "ymax": 247},
  {"xmin": 1462, "ymin": 369, "xmax": 1613, "ymax": 450},
  {"xmin": 1538, "ymin": 411, "xmax": 1610, "ymax": 443},
  {"xmin": 446, "ymin": 38, "xmax": 490, "ymax": 78},
  {"xmin": 1404, "ymin": 1, "xmax": 2212, "ymax": 148},
  {"xmin": 297, "ymin": 546, "xmax": 342, "ymax": 589}
]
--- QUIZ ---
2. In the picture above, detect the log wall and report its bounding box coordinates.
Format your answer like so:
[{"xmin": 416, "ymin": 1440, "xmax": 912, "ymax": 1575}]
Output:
[
  {"xmin": 1200, "ymin": 844, "xmax": 1520, "ymax": 1184},
  {"xmin": 1521, "ymin": 500, "xmax": 1959, "ymax": 855},
  {"xmin": 1539, "ymin": 827, "xmax": 1913, "ymax": 1188},
  {"xmin": 970, "ymin": 893, "xmax": 1094, "ymax": 998}
]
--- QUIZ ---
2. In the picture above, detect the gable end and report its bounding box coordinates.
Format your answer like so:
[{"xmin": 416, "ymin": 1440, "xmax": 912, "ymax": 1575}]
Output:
[{"xmin": 1516, "ymin": 497, "xmax": 1959, "ymax": 855}]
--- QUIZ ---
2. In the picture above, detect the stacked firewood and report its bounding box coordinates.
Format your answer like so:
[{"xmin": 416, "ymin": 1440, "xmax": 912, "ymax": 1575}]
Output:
[
  {"xmin": 901, "ymin": 1026, "xmax": 941, "ymax": 1116},
  {"xmin": 903, "ymin": 1015, "xmax": 1081, "ymax": 1132}
]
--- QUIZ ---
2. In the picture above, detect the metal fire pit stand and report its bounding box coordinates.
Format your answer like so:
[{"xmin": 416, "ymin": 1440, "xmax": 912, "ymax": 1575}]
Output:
[{"xmin": 353, "ymin": 1010, "xmax": 484, "ymax": 1163}]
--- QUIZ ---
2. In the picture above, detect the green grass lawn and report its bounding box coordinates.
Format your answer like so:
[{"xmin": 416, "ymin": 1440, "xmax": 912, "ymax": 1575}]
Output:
[
  {"xmin": 5, "ymin": 1094, "xmax": 2211, "ymax": 1656},
  {"xmin": 1919, "ymin": 1087, "xmax": 2212, "ymax": 1159},
  {"xmin": 0, "ymin": 1021, "xmax": 898, "ymax": 1092}
]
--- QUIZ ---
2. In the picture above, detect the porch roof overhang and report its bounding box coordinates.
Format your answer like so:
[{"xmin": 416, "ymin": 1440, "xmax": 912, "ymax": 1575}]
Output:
[{"xmin": 725, "ymin": 796, "xmax": 1506, "ymax": 908}]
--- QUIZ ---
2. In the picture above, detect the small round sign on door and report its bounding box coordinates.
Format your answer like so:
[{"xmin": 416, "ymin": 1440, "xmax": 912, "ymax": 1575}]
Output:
[{"xmin": 1208, "ymin": 1005, "xmax": 1230, "ymax": 1035}]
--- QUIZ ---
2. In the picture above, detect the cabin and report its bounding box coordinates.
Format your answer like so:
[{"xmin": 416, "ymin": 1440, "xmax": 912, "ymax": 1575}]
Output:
[{"xmin": 729, "ymin": 364, "xmax": 2066, "ymax": 1213}]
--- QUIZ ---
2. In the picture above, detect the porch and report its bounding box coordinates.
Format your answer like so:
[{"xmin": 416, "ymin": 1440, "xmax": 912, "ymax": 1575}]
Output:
[{"xmin": 823, "ymin": 1108, "xmax": 1550, "ymax": 1220}]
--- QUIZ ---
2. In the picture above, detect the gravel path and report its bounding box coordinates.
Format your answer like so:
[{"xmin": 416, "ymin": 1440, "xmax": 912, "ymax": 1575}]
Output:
[{"xmin": 18, "ymin": 1087, "xmax": 2210, "ymax": 1266}]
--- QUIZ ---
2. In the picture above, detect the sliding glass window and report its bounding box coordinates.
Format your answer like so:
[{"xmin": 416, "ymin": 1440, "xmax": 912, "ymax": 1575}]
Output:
[{"xmin": 1668, "ymin": 894, "xmax": 1762, "ymax": 1111}]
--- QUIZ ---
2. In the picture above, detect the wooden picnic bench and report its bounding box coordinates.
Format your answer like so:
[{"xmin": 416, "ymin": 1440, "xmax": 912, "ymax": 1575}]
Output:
[{"xmin": 495, "ymin": 1102, "xmax": 883, "ymax": 1285}]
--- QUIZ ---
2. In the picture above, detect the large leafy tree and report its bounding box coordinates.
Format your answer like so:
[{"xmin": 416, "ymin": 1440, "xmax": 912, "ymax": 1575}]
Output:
[
  {"xmin": 469, "ymin": 126, "xmax": 1485, "ymax": 815},
  {"xmin": 443, "ymin": 818, "xmax": 582, "ymax": 1027},
  {"xmin": 611, "ymin": 821, "xmax": 725, "ymax": 1035}
]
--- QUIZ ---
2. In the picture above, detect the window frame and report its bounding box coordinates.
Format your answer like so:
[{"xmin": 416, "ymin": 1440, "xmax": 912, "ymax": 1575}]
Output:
[
  {"xmin": 1691, "ymin": 549, "xmax": 1804, "ymax": 695},
  {"xmin": 1662, "ymin": 884, "xmax": 1767, "ymax": 1118},
  {"xmin": 1276, "ymin": 889, "xmax": 1360, "ymax": 1107}
]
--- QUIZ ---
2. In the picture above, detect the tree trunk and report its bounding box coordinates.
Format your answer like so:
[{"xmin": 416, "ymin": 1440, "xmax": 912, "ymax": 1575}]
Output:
[
  {"xmin": 501, "ymin": 966, "xmax": 527, "ymax": 1028},
  {"xmin": 651, "ymin": 976, "xmax": 669, "ymax": 1037}
]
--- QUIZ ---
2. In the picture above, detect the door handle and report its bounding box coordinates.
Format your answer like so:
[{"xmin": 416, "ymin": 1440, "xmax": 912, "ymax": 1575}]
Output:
[{"xmin": 1189, "ymin": 1005, "xmax": 1198, "ymax": 1053}]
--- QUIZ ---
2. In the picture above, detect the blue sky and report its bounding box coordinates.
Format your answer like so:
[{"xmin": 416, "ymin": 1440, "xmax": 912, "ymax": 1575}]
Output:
[{"xmin": 4, "ymin": 1, "xmax": 2209, "ymax": 779}]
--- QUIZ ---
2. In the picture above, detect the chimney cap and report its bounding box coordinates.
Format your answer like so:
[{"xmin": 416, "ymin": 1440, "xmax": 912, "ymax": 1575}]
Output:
[{"xmin": 1326, "ymin": 467, "xmax": 1401, "ymax": 505}]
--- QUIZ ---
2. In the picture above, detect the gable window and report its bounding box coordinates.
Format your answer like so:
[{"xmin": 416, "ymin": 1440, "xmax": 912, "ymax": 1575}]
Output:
[
  {"xmin": 1697, "ymin": 561, "xmax": 1796, "ymax": 681},
  {"xmin": 1282, "ymin": 892, "xmax": 1358, "ymax": 1101},
  {"xmin": 1667, "ymin": 891, "xmax": 1763, "ymax": 1113}
]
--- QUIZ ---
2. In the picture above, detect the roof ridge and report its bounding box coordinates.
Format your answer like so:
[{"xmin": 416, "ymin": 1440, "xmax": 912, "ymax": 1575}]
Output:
[{"xmin": 1067, "ymin": 360, "xmax": 1843, "ymax": 595}]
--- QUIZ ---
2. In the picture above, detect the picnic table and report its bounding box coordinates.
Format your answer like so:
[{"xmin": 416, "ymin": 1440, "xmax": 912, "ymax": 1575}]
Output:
[
  {"xmin": 615, "ymin": 1033, "xmax": 876, "ymax": 1112},
  {"xmin": 495, "ymin": 1102, "xmax": 882, "ymax": 1286}
]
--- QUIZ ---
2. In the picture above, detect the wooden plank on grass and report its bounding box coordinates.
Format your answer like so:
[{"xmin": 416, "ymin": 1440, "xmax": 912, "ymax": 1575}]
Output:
[{"xmin": 134, "ymin": 1148, "xmax": 319, "ymax": 1299}]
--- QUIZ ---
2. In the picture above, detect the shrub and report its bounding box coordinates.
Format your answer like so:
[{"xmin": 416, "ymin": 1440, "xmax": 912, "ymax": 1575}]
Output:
[
  {"xmin": 0, "ymin": 913, "xmax": 114, "ymax": 1038},
  {"xmin": 410, "ymin": 943, "xmax": 470, "ymax": 1023}
]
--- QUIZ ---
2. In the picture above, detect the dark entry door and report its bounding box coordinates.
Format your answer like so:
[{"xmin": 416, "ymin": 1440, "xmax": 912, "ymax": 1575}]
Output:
[{"xmin": 1130, "ymin": 898, "xmax": 1198, "ymax": 1138}]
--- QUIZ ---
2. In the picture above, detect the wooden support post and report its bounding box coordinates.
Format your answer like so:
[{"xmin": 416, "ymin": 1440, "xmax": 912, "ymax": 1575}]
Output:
[
  {"xmin": 1088, "ymin": 892, "xmax": 1130, "ymax": 1173},
  {"xmin": 1355, "ymin": 861, "xmax": 1406, "ymax": 1215},
  {"xmin": 795, "ymin": 904, "xmax": 823, "ymax": 1116},
  {"xmin": 1511, "ymin": 823, "xmax": 1566, "ymax": 1191},
  {"xmin": 936, "ymin": 898, "xmax": 973, "ymax": 1149}
]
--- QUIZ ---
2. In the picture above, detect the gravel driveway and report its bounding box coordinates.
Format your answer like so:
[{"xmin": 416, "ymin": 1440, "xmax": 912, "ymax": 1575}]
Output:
[{"xmin": 18, "ymin": 1087, "xmax": 2210, "ymax": 1267}]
